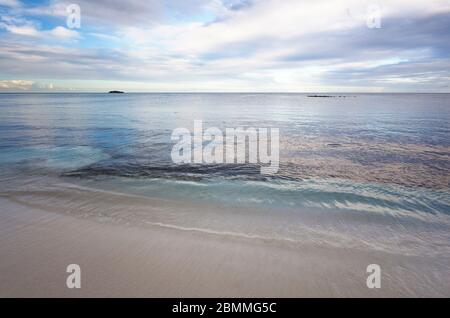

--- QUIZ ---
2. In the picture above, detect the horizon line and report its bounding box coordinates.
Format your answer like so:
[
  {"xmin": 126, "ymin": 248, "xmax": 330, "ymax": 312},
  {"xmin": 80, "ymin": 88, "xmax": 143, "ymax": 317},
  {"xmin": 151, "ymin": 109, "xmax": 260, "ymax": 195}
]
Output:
[{"xmin": 1, "ymin": 91, "xmax": 449, "ymax": 94}]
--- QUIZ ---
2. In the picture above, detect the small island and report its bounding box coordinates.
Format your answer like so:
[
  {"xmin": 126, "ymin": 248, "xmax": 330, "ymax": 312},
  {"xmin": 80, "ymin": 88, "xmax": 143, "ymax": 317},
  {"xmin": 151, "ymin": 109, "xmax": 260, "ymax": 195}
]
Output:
[{"xmin": 108, "ymin": 90, "xmax": 124, "ymax": 94}]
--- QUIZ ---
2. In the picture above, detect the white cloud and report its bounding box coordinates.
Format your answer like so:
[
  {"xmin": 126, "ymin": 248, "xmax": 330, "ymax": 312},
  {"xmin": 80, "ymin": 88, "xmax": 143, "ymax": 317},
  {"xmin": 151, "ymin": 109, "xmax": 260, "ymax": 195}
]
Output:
[
  {"xmin": 0, "ymin": 19, "xmax": 80, "ymax": 40},
  {"xmin": 0, "ymin": 79, "xmax": 62, "ymax": 91},
  {"xmin": 88, "ymin": 32, "xmax": 120, "ymax": 42},
  {"xmin": 2, "ymin": 24, "xmax": 39, "ymax": 36},
  {"xmin": 0, "ymin": 80, "xmax": 34, "ymax": 90},
  {"xmin": 47, "ymin": 26, "xmax": 80, "ymax": 39},
  {"xmin": 0, "ymin": 0, "xmax": 21, "ymax": 7}
]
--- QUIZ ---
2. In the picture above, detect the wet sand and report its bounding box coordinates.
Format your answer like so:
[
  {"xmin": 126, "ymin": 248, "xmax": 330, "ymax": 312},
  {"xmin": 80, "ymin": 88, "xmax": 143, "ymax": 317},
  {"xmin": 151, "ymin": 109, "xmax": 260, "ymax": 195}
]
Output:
[{"xmin": 0, "ymin": 197, "xmax": 448, "ymax": 297}]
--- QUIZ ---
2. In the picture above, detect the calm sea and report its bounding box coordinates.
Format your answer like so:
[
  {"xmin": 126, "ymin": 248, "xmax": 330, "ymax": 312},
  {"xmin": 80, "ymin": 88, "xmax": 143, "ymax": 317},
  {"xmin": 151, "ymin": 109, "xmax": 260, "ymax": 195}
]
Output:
[{"xmin": 0, "ymin": 93, "xmax": 449, "ymax": 256}]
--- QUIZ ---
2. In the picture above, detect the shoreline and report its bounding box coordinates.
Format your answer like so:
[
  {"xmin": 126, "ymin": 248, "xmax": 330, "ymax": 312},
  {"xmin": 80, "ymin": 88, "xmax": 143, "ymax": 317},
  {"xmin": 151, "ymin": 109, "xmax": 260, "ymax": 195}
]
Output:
[{"xmin": 1, "ymin": 197, "xmax": 449, "ymax": 297}]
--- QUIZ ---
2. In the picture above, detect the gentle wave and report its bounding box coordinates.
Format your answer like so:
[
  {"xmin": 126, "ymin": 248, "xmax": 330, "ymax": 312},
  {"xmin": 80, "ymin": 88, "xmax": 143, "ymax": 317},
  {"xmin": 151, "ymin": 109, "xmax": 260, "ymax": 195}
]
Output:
[
  {"xmin": 59, "ymin": 164, "xmax": 450, "ymax": 221},
  {"xmin": 2, "ymin": 179, "xmax": 449, "ymax": 257}
]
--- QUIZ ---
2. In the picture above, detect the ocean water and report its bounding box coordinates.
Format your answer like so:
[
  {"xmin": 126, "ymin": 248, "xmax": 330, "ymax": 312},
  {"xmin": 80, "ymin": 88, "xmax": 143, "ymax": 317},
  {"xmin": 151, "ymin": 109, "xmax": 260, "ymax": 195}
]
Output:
[{"xmin": 0, "ymin": 93, "xmax": 449, "ymax": 257}]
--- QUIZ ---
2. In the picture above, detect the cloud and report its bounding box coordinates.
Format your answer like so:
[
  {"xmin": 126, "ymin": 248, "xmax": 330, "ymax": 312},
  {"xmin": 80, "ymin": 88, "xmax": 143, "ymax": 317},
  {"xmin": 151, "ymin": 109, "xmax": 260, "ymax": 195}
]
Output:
[
  {"xmin": 0, "ymin": 14, "xmax": 80, "ymax": 40},
  {"xmin": 0, "ymin": 79, "xmax": 34, "ymax": 90},
  {"xmin": 0, "ymin": 80, "xmax": 61, "ymax": 91},
  {"xmin": 3, "ymin": 24, "xmax": 80, "ymax": 39},
  {"xmin": 47, "ymin": 26, "xmax": 79, "ymax": 39},
  {"xmin": 222, "ymin": 0, "xmax": 254, "ymax": 11},
  {"xmin": 24, "ymin": 0, "xmax": 214, "ymax": 26},
  {"xmin": 0, "ymin": 0, "xmax": 449, "ymax": 91},
  {"xmin": 0, "ymin": 0, "xmax": 21, "ymax": 8}
]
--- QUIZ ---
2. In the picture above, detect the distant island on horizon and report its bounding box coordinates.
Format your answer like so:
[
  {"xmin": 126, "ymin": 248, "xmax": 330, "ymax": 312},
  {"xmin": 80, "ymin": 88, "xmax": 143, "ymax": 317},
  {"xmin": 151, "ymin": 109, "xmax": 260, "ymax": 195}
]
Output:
[{"xmin": 108, "ymin": 90, "xmax": 124, "ymax": 94}]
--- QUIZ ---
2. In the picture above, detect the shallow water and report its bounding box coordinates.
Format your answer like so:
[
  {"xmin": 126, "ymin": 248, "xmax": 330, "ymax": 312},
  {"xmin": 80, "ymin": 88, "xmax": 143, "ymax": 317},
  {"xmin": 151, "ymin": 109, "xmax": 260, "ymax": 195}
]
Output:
[{"xmin": 0, "ymin": 93, "xmax": 449, "ymax": 257}]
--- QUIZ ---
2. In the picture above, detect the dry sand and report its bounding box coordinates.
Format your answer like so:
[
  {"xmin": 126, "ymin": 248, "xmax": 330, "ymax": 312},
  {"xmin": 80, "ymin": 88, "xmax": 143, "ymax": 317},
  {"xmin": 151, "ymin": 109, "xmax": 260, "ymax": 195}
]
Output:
[{"xmin": 0, "ymin": 197, "xmax": 448, "ymax": 297}]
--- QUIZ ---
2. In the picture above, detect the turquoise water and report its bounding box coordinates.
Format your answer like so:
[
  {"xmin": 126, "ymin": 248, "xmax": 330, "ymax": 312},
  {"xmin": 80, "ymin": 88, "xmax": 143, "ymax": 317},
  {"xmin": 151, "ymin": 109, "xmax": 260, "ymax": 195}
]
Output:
[{"xmin": 0, "ymin": 93, "xmax": 449, "ymax": 255}]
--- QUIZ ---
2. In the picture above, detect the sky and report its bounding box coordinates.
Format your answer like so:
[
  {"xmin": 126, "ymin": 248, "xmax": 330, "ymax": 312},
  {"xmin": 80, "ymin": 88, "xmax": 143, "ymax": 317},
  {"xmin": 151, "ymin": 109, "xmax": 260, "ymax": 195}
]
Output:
[{"xmin": 0, "ymin": 0, "xmax": 449, "ymax": 92}]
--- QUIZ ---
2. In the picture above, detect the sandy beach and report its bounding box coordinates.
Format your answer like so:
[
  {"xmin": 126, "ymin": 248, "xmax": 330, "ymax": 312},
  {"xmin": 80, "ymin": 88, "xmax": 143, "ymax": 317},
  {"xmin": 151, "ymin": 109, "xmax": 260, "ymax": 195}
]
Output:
[{"xmin": 1, "ymin": 197, "xmax": 448, "ymax": 297}]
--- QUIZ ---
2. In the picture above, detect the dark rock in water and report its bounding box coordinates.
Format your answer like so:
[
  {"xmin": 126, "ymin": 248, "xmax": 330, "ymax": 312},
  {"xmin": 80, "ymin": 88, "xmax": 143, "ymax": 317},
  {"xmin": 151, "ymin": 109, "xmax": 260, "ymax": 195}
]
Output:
[
  {"xmin": 108, "ymin": 90, "xmax": 124, "ymax": 94},
  {"xmin": 307, "ymin": 95, "xmax": 355, "ymax": 98}
]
